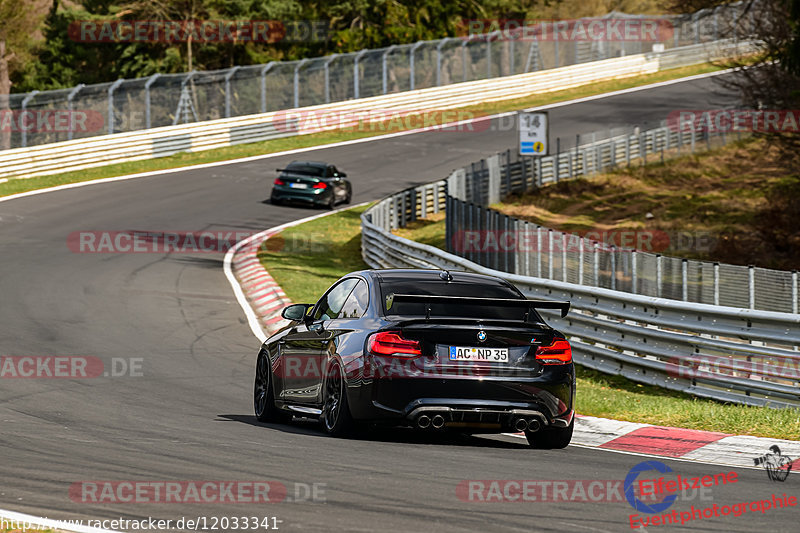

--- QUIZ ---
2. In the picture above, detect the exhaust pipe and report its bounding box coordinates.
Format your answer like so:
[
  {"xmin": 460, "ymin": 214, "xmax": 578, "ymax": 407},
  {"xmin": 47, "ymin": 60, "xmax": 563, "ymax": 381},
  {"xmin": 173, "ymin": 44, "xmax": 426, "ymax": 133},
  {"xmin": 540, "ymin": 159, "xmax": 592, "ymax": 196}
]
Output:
[
  {"xmin": 514, "ymin": 418, "xmax": 529, "ymax": 432},
  {"xmin": 527, "ymin": 419, "xmax": 541, "ymax": 433},
  {"xmin": 417, "ymin": 414, "xmax": 431, "ymax": 429},
  {"xmin": 431, "ymin": 415, "xmax": 445, "ymax": 429}
]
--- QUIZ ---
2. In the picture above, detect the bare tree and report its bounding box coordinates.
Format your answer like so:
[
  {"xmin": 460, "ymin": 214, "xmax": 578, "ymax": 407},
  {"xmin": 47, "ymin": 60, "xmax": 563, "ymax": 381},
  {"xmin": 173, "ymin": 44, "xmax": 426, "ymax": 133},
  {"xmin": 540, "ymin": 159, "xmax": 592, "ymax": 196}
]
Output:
[{"xmin": 669, "ymin": 0, "xmax": 800, "ymax": 147}]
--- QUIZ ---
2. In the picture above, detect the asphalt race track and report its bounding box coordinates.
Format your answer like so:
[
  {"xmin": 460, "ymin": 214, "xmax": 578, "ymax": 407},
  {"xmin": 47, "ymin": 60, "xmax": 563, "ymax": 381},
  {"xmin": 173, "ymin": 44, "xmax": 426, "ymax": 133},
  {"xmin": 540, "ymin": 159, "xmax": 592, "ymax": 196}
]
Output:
[{"xmin": 1, "ymin": 74, "xmax": 796, "ymax": 532}]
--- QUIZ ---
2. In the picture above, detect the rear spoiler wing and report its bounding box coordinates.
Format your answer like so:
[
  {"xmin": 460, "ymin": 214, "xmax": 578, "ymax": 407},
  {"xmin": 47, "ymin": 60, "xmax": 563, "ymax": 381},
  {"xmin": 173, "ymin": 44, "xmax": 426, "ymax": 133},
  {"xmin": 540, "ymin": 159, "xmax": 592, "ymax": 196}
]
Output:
[{"xmin": 385, "ymin": 293, "xmax": 570, "ymax": 318}]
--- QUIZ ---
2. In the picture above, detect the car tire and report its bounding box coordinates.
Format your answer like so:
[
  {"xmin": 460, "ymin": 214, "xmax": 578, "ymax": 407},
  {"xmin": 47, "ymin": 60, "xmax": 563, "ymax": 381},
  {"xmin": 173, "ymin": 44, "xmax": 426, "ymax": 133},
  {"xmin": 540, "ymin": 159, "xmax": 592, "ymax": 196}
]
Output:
[
  {"xmin": 326, "ymin": 194, "xmax": 336, "ymax": 210},
  {"xmin": 254, "ymin": 350, "xmax": 291, "ymax": 424},
  {"xmin": 344, "ymin": 187, "xmax": 352, "ymax": 204},
  {"xmin": 526, "ymin": 418, "xmax": 573, "ymax": 449},
  {"xmin": 321, "ymin": 361, "xmax": 354, "ymax": 437}
]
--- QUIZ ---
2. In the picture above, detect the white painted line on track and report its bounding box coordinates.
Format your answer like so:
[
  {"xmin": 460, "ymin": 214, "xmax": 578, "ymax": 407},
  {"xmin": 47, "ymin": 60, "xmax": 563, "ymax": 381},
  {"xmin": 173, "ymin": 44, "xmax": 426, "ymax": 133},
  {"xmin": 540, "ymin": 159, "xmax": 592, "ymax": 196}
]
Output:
[
  {"xmin": 0, "ymin": 508, "xmax": 122, "ymax": 533},
  {"xmin": 0, "ymin": 68, "xmax": 734, "ymax": 206}
]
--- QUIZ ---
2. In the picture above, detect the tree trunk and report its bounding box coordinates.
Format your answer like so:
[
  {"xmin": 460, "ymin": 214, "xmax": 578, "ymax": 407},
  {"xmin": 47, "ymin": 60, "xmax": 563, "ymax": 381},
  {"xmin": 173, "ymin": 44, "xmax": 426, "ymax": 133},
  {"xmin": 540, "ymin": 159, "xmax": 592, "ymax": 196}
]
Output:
[{"xmin": 0, "ymin": 40, "xmax": 11, "ymax": 151}]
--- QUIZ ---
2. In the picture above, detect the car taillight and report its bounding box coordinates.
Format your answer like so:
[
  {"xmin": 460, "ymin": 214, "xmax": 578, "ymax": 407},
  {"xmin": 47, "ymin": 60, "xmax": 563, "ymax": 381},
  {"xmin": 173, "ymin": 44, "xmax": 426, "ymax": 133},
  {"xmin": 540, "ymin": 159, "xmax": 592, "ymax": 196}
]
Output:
[
  {"xmin": 368, "ymin": 331, "xmax": 422, "ymax": 357},
  {"xmin": 535, "ymin": 338, "xmax": 572, "ymax": 365},
  {"xmin": 312, "ymin": 182, "xmax": 327, "ymax": 189},
  {"xmin": 274, "ymin": 178, "xmax": 286, "ymax": 185}
]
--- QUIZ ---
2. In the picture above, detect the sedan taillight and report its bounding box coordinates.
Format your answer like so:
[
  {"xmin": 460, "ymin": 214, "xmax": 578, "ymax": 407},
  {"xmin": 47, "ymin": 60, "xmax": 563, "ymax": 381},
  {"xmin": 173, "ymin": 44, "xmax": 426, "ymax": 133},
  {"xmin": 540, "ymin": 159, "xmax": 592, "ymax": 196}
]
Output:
[
  {"xmin": 274, "ymin": 178, "xmax": 286, "ymax": 185},
  {"xmin": 312, "ymin": 182, "xmax": 327, "ymax": 189},
  {"xmin": 368, "ymin": 331, "xmax": 422, "ymax": 357},
  {"xmin": 535, "ymin": 338, "xmax": 572, "ymax": 365}
]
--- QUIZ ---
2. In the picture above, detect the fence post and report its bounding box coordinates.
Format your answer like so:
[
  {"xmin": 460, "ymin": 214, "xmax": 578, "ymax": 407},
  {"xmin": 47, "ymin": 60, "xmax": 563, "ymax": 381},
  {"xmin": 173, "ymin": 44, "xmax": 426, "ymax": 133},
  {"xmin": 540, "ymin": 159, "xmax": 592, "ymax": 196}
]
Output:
[
  {"xmin": 382, "ymin": 45, "xmax": 398, "ymax": 94},
  {"xmin": 260, "ymin": 62, "xmax": 275, "ymax": 113},
  {"xmin": 67, "ymin": 84, "xmax": 85, "ymax": 141},
  {"xmin": 578, "ymin": 237, "xmax": 585, "ymax": 285},
  {"xmin": 293, "ymin": 59, "xmax": 309, "ymax": 108},
  {"xmin": 793, "ymin": 270, "xmax": 798, "ymax": 314},
  {"xmin": 504, "ymin": 149, "xmax": 513, "ymax": 193},
  {"xmin": 610, "ymin": 245, "xmax": 616, "ymax": 290},
  {"xmin": 555, "ymin": 137, "xmax": 561, "ymax": 182},
  {"xmin": 323, "ymin": 54, "xmax": 339, "ymax": 103},
  {"xmin": 631, "ymin": 250, "xmax": 638, "ymax": 294},
  {"xmin": 593, "ymin": 242, "xmax": 599, "ymax": 286},
  {"xmin": 625, "ymin": 134, "xmax": 630, "ymax": 166},
  {"xmin": 462, "ymin": 40, "xmax": 469, "ymax": 82},
  {"xmin": 548, "ymin": 229, "xmax": 554, "ymax": 279},
  {"xmin": 107, "ymin": 80, "xmax": 123, "ymax": 134},
  {"xmin": 354, "ymin": 50, "xmax": 368, "ymax": 99},
  {"xmin": 409, "ymin": 42, "xmax": 424, "ymax": 90},
  {"xmin": 682, "ymin": 259, "xmax": 688, "ymax": 301},
  {"xmin": 224, "ymin": 66, "xmax": 241, "ymax": 118},
  {"xmin": 444, "ymin": 195, "xmax": 451, "ymax": 252},
  {"xmin": 748, "ymin": 265, "xmax": 755, "ymax": 310},
  {"xmin": 144, "ymin": 74, "xmax": 159, "ymax": 129},
  {"xmin": 524, "ymin": 221, "xmax": 531, "ymax": 276},
  {"xmin": 537, "ymin": 226, "xmax": 543, "ymax": 277},
  {"xmin": 487, "ymin": 155, "xmax": 501, "ymax": 204},
  {"xmin": 536, "ymin": 157, "xmax": 543, "ymax": 187},
  {"xmin": 436, "ymin": 39, "xmax": 449, "ymax": 86},
  {"xmin": 504, "ymin": 215, "xmax": 510, "ymax": 272},
  {"xmin": 656, "ymin": 254, "xmax": 662, "ymax": 298},
  {"xmin": 714, "ymin": 262, "xmax": 720, "ymax": 306},
  {"xmin": 562, "ymin": 233, "xmax": 567, "ymax": 282},
  {"xmin": 568, "ymin": 152, "xmax": 574, "ymax": 179}
]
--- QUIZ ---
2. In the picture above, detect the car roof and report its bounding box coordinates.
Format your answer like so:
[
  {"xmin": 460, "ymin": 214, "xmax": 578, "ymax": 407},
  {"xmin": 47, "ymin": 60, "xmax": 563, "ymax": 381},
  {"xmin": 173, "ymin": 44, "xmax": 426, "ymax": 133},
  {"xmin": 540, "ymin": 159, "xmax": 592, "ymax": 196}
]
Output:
[
  {"xmin": 358, "ymin": 269, "xmax": 516, "ymax": 287},
  {"xmin": 286, "ymin": 161, "xmax": 329, "ymax": 168}
]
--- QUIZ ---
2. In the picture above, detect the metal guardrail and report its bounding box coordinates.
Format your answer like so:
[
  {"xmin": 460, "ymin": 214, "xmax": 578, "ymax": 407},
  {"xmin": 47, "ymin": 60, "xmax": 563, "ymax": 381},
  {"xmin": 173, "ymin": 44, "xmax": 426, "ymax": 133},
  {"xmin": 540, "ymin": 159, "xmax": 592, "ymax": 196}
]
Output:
[
  {"xmin": 0, "ymin": 3, "xmax": 751, "ymax": 151},
  {"xmin": 0, "ymin": 40, "xmax": 755, "ymax": 181},
  {"xmin": 360, "ymin": 155, "xmax": 800, "ymax": 410}
]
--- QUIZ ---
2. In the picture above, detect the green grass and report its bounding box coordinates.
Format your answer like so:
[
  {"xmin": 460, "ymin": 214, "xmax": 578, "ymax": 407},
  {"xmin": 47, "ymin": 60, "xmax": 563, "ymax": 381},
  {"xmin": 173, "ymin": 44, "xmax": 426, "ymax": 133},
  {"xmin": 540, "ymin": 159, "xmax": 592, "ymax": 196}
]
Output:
[
  {"xmin": 497, "ymin": 136, "xmax": 800, "ymax": 269},
  {"xmin": 0, "ymin": 62, "xmax": 725, "ymax": 199},
  {"xmin": 257, "ymin": 204, "xmax": 370, "ymax": 304},
  {"xmin": 256, "ymin": 204, "xmax": 800, "ymax": 439}
]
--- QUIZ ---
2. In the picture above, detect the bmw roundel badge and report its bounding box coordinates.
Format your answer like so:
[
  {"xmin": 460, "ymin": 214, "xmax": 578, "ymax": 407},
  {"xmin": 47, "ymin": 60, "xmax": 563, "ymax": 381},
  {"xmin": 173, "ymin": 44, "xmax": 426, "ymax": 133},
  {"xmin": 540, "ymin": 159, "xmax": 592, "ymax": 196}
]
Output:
[{"xmin": 477, "ymin": 330, "xmax": 487, "ymax": 342}]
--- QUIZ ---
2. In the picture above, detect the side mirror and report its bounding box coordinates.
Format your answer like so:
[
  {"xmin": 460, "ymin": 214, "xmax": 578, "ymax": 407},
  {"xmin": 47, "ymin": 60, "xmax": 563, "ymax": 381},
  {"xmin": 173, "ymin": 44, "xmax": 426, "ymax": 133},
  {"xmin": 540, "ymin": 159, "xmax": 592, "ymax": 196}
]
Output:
[{"xmin": 282, "ymin": 303, "xmax": 312, "ymax": 322}]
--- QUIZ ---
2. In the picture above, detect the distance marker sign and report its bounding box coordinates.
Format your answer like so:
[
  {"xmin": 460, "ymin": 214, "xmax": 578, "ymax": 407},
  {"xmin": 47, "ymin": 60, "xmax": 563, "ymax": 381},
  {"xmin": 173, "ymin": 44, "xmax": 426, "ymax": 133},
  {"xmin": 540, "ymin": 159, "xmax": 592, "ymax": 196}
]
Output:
[{"xmin": 519, "ymin": 111, "xmax": 548, "ymax": 156}]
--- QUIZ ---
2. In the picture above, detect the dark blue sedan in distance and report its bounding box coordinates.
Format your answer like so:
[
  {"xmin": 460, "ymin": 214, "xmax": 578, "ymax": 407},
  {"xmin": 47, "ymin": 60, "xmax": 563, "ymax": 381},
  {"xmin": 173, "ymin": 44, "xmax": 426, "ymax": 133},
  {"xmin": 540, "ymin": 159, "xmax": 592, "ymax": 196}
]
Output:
[{"xmin": 270, "ymin": 160, "xmax": 352, "ymax": 209}]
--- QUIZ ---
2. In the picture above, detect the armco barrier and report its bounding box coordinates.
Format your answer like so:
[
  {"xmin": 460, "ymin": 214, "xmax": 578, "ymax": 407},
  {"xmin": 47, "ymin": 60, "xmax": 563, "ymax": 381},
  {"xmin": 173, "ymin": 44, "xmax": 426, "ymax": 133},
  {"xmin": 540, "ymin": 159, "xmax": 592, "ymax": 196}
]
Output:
[
  {"xmin": 0, "ymin": 40, "xmax": 756, "ymax": 181},
  {"xmin": 360, "ymin": 182, "xmax": 800, "ymax": 409}
]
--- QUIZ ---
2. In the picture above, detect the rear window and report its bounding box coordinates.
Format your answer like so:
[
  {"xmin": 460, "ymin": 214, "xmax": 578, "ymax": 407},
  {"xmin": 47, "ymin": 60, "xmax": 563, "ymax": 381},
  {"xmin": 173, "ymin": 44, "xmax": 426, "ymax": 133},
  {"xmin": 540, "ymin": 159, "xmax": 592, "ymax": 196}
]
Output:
[
  {"xmin": 284, "ymin": 163, "xmax": 325, "ymax": 177},
  {"xmin": 379, "ymin": 279, "xmax": 536, "ymax": 321}
]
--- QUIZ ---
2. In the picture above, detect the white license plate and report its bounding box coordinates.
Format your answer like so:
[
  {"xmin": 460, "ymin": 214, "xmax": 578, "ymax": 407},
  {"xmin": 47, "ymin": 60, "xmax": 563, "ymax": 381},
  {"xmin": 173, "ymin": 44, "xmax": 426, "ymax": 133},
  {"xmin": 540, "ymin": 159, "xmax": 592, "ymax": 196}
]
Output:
[
  {"xmin": 449, "ymin": 346, "xmax": 509, "ymax": 362},
  {"xmin": 289, "ymin": 183, "xmax": 308, "ymax": 189}
]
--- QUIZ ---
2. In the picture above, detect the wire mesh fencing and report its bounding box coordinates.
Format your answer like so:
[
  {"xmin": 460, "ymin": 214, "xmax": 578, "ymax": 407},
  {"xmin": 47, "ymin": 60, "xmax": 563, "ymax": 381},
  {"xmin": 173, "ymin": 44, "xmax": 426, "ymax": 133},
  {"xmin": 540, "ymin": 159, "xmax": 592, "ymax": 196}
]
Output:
[{"xmin": 1, "ymin": 2, "xmax": 755, "ymax": 151}]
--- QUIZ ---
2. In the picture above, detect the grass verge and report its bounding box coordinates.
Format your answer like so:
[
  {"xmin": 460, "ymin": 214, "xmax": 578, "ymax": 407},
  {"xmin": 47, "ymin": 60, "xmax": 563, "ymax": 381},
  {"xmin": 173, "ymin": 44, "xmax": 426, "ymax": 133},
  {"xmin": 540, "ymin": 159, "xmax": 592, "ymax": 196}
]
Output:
[
  {"xmin": 257, "ymin": 204, "xmax": 800, "ymax": 440},
  {"xmin": 496, "ymin": 136, "xmax": 800, "ymax": 270},
  {"xmin": 0, "ymin": 62, "xmax": 725, "ymax": 199},
  {"xmin": 257, "ymin": 204, "xmax": 370, "ymax": 304}
]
